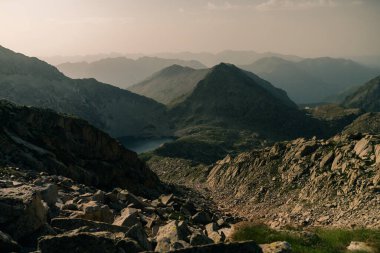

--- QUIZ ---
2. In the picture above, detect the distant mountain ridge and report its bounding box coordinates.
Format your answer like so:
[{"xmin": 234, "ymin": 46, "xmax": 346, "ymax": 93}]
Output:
[
  {"xmin": 0, "ymin": 45, "xmax": 170, "ymax": 138},
  {"xmin": 342, "ymin": 76, "xmax": 380, "ymax": 112},
  {"xmin": 130, "ymin": 64, "xmax": 296, "ymax": 109},
  {"xmin": 241, "ymin": 56, "xmax": 379, "ymax": 103},
  {"xmin": 129, "ymin": 65, "xmax": 209, "ymax": 105},
  {"xmin": 169, "ymin": 63, "xmax": 318, "ymax": 139},
  {"xmin": 57, "ymin": 56, "xmax": 206, "ymax": 89},
  {"xmin": 153, "ymin": 50, "xmax": 303, "ymax": 67}
]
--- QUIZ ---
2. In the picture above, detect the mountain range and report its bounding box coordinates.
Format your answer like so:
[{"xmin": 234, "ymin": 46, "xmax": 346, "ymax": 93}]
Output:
[
  {"xmin": 57, "ymin": 57, "xmax": 206, "ymax": 89},
  {"xmin": 153, "ymin": 50, "xmax": 303, "ymax": 67},
  {"xmin": 0, "ymin": 45, "xmax": 170, "ymax": 138},
  {"xmin": 240, "ymin": 57, "xmax": 379, "ymax": 103}
]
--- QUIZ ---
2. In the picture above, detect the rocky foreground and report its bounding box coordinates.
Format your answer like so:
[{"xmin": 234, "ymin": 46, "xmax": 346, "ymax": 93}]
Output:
[
  {"xmin": 0, "ymin": 100, "xmax": 290, "ymax": 252},
  {"xmin": 0, "ymin": 166, "xmax": 263, "ymax": 253}
]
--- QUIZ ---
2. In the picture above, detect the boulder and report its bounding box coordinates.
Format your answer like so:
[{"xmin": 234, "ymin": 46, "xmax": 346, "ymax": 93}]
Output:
[
  {"xmin": 354, "ymin": 137, "xmax": 373, "ymax": 158},
  {"xmin": 260, "ymin": 241, "xmax": 292, "ymax": 253},
  {"xmin": 155, "ymin": 221, "xmax": 191, "ymax": 251},
  {"xmin": 51, "ymin": 218, "xmax": 130, "ymax": 233},
  {"xmin": 113, "ymin": 207, "xmax": 140, "ymax": 227},
  {"xmin": 161, "ymin": 194, "xmax": 174, "ymax": 205},
  {"xmin": 375, "ymin": 145, "xmax": 380, "ymax": 165},
  {"xmin": 347, "ymin": 241, "xmax": 375, "ymax": 253},
  {"xmin": 190, "ymin": 232, "xmax": 213, "ymax": 246},
  {"xmin": 38, "ymin": 231, "xmax": 140, "ymax": 253},
  {"xmin": 125, "ymin": 223, "xmax": 152, "ymax": 251},
  {"xmin": 0, "ymin": 231, "xmax": 20, "ymax": 253},
  {"xmin": 0, "ymin": 185, "xmax": 47, "ymax": 240},
  {"xmin": 192, "ymin": 211, "xmax": 212, "ymax": 225},
  {"xmin": 152, "ymin": 240, "xmax": 263, "ymax": 253},
  {"xmin": 74, "ymin": 201, "xmax": 113, "ymax": 223},
  {"xmin": 205, "ymin": 223, "xmax": 219, "ymax": 236},
  {"xmin": 39, "ymin": 184, "xmax": 58, "ymax": 207},
  {"xmin": 117, "ymin": 190, "xmax": 147, "ymax": 209}
]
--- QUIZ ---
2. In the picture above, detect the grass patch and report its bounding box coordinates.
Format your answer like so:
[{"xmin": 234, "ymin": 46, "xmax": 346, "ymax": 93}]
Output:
[{"xmin": 232, "ymin": 223, "xmax": 380, "ymax": 253}]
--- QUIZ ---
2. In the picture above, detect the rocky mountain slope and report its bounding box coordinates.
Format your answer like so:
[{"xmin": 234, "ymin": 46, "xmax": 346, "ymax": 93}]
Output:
[
  {"xmin": 129, "ymin": 65, "xmax": 209, "ymax": 105},
  {"xmin": 207, "ymin": 133, "xmax": 380, "ymax": 228},
  {"xmin": 57, "ymin": 57, "xmax": 206, "ymax": 89},
  {"xmin": 342, "ymin": 76, "xmax": 380, "ymax": 112},
  {"xmin": 343, "ymin": 112, "xmax": 380, "ymax": 135},
  {"xmin": 0, "ymin": 45, "xmax": 170, "ymax": 138},
  {"xmin": 0, "ymin": 100, "xmax": 161, "ymax": 195},
  {"xmin": 241, "ymin": 57, "xmax": 379, "ymax": 103}
]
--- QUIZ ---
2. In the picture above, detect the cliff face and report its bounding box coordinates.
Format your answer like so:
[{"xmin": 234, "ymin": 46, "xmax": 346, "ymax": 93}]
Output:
[
  {"xmin": 0, "ymin": 100, "xmax": 162, "ymax": 196},
  {"xmin": 207, "ymin": 133, "xmax": 380, "ymax": 228}
]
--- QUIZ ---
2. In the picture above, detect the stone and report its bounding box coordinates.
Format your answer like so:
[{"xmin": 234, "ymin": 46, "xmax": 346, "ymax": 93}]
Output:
[
  {"xmin": 347, "ymin": 241, "xmax": 375, "ymax": 253},
  {"xmin": 189, "ymin": 232, "xmax": 214, "ymax": 246},
  {"xmin": 51, "ymin": 218, "xmax": 130, "ymax": 233},
  {"xmin": 0, "ymin": 185, "xmax": 47, "ymax": 240},
  {"xmin": 155, "ymin": 221, "xmax": 191, "ymax": 251},
  {"xmin": 39, "ymin": 183, "xmax": 58, "ymax": 207},
  {"xmin": 75, "ymin": 201, "xmax": 113, "ymax": 223},
  {"xmin": 117, "ymin": 190, "xmax": 147, "ymax": 209},
  {"xmin": 354, "ymin": 137, "xmax": 373, "ymax": 158},
  {"xmin": 208, "ymin": 231, "xmax": 226, "ymax": 243},
  {"xmin": 320, "ymin": 151, "xmax": 334, "ymax": 169},
  {"xmin": 205, "ymin": 223, "xmax": 219, "ymax": 236},
  {"xmin": 375, "ymin": 145, "xmax": 380, "ymax": 165},
  {"xmin": 154, "ymin": 240, "xmax": 262, "ymax": 253},
  {"xmin": 0, "ymin": 230, "xmax": 20, "ymax": 253},
  {"xmin": 113, "ymin": 207, "xmax": 140, "ymax": 227},
  {"xmin": 161, "ymin": 193, "xmax": 174, "ymax": 205},
  {"xmin": 260, "ymin": 241, "xmax": 292, "ymax": 253},
  {"xmin": 192, "ymin": 211, "xmax": 212, "ymax": 225},
  {"xmin": 125, "ymin": 223, "xmax": 152, "ymax": 251},
  {"xmin": 38, "ymin": 231, "xmax": 127, "ymax": 253}
]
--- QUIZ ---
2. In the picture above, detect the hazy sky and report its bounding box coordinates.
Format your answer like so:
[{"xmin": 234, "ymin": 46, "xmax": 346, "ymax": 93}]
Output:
[{"xmin": 1, "ymin": 0, "xmax": 379, "ymax": 58}]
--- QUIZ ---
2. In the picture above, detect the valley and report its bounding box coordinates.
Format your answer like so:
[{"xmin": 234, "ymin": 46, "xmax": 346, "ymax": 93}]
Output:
[{"xmin": 0, "ymin": 42, "xmax": 380, "ymax": 253}]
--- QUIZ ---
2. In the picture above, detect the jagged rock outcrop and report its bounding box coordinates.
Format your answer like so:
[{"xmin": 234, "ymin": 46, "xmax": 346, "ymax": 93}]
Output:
[
  {"xmin": 207, "ymin": 133, "xmax": 380, "ymax": 228},
  {"xmin": 0, "ymin": 100, "xmax": 161, "ymax": 195}
]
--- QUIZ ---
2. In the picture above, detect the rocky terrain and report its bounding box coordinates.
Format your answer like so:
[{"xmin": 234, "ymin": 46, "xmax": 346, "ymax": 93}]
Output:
[
  {"xmin": 343, "ymin": 75, "xmax": 380, "ymax": 112},
  {"xmin": 206, "ymin": 133, "xmax": 380, "ymax": 228},
  {"xmin": 0, "ymin": 166, "xmax": 258, "ymax": 253},
  {"xmin": 0, "ymin": 99, "xmax": 290, "ymax": 253}
]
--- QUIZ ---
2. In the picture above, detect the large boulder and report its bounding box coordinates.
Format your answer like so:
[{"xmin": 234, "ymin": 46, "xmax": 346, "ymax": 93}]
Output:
[
  {"xmin": 0, "ymin": 231, "xmax": 20, "ymax": 253},
  {"xmin": 155, "ymin": 221, "xmax": 191, "ymax": 251},
  {"xmin": 0, "ymin": 185, "xmax": 47, "ymax": 240},
  {"xmin": 38, "ymin": 231, "xmax": 142, "ymax": 253},
  {"xmin": 112, "ymin": 207, "xmax": 140, "ymax": 227}
]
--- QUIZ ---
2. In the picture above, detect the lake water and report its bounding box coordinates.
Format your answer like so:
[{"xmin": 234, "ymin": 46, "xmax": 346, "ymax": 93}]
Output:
[{"xmin": 118, "ymin": 137, "xmax": 175, "ymax": 154}]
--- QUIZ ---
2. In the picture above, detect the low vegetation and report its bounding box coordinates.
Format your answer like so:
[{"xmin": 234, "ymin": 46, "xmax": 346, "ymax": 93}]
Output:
[{"xmin": 232, "ymin": 223, "xmax": 380, "ymax": 253}]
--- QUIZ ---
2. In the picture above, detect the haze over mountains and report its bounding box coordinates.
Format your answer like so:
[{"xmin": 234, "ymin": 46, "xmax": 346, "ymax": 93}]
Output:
[
  {"xmin": 0, "ymin": 45, "xmax": 170, "ymax": 138},
  {"xmin": 241, "ymin": 57, "xmax": 379, "ymax": 103},
  {"xmin": 57, "ymin": 57, "xmax": 206, "ymax": 89}
]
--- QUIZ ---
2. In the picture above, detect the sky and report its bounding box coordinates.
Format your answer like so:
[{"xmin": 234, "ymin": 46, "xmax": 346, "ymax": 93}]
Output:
[{"xmin": 0, "ymin": 0, "xmax": 379, "ymax": 58}]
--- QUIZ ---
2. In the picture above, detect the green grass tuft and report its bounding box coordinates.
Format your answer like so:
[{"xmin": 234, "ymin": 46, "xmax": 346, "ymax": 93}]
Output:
[{"xmin": 232, "ymin": 223, "xmax": 380, "ymax": 253}]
